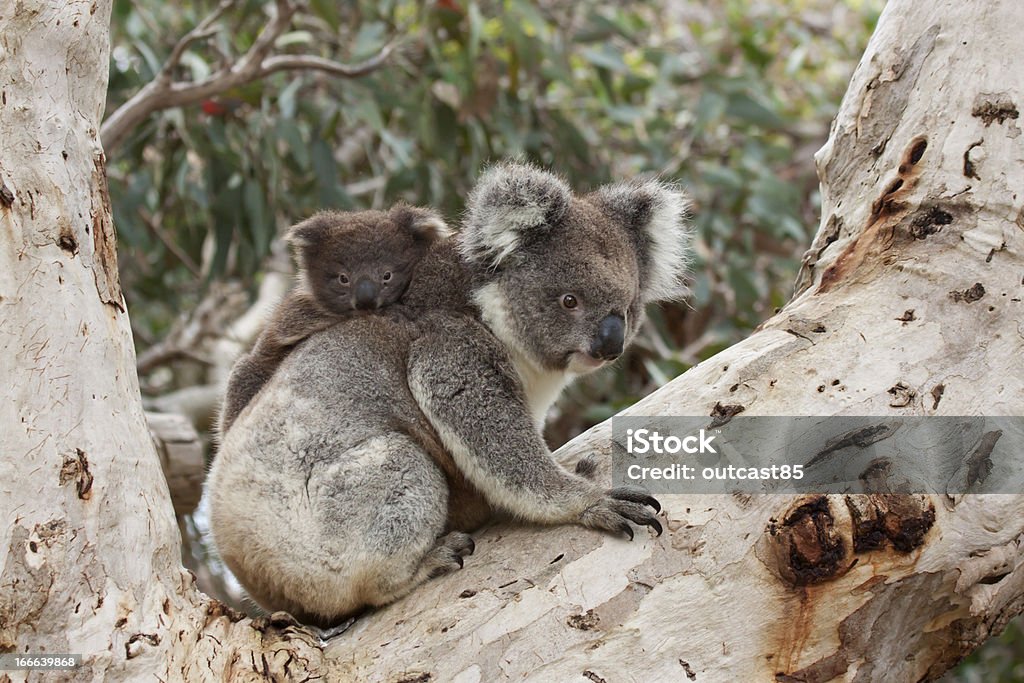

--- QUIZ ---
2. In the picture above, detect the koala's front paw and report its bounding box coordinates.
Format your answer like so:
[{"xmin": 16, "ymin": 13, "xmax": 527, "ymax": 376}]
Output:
[
  {"xmin": 425, "ymin": 531, "xmax": 476, "ymax": 579},
  {"xmin": 580, "ymin": 487, "xmax": 663, "ymax": 540}
]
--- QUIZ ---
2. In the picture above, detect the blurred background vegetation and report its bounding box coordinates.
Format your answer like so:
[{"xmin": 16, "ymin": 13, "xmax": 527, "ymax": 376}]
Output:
[{"xmin": 104, "ymin": 0, "xmax": 1021, "ymax": 676}]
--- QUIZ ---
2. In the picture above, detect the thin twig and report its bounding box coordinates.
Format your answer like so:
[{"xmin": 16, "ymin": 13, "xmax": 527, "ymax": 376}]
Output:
[
  {"xmin": 257, "ymin": 42, "xmax": 399, "ymax": 79},
  {"xmin": 160, "ymin": 0, "xmax": 235, "ymax": 83},
  {"xmin": 138, "ymin": 208, "xmax": 202, "ymax": 277},
  {"xmin": 137, "ymin": 344, "xmax": 213, "ymax": 376}
]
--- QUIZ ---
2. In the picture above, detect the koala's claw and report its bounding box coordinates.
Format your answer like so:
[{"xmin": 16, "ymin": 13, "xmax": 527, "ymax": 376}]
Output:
[
  {"xmin": 311, "ymin": 617, "xmax": 356, "ymax": 642},
  {"xmin": 607, "ymin": 486, "xmax": 661, "ymax": 513},
  {"xmin": 444, "ymin": 531, "xmax": 476, "ymax": 557},
  {"xmin": 610, "ymin": 498, "xmax": 664, "ymax": 536},
  {"xmin": 581, "ymin": 488, "xmax": 663, "ymax": 540},
  {"xmin": 425, "ymin": 531, "xmax": 476, "ymax": 579}
]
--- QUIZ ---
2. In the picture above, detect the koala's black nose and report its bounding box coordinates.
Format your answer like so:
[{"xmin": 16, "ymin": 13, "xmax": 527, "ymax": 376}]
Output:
[
  {"xmin": 354, "ymin": 277, "xmax": 379, "ymax": 310},
  {"xmin": 590, "ymin": 314, "xmax": 625, "ymax": 360}
]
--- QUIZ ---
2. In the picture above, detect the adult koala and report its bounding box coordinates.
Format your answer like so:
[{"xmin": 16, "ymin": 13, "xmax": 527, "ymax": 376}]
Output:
[{"xmin": 208, "ymin": 163, "xmax": 691, "ymax": 627}]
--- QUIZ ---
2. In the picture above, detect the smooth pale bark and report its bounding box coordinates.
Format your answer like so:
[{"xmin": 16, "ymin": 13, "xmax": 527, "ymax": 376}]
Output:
[
  {"xmin": 0, "ymin": 0, "xmax": 190, "ymax": 678},
  {"xmin": 2, "ymin": 1, "xmax": 1023, "ymax": 682}
]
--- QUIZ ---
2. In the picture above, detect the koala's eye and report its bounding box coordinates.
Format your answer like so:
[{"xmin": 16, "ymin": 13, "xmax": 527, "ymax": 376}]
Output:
[
  {"xmin": 561, "ymin": 294, "xmax": 579, "ymax": 310},
  {"xmin": 383, "ymin": 271, "xmax": 392, "ymax": 282},
  {"xmin": 338, "ymin": 274, "xmax": 350, "ymax": 284}
]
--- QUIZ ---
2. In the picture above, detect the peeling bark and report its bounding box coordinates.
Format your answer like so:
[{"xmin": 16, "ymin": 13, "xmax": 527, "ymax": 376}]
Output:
[{"xmin": 2, "ymin": 1, "xmax": 1023, "ymax": 681}]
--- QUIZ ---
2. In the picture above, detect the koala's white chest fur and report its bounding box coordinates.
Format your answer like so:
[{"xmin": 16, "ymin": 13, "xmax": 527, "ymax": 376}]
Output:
[
  {"xmin": 473, "ymin": 283, "xmax": 575, "ymax": 428},
  {"xmin": 509, "ymin": 348, "xmax": 574, "ymax": 427}
]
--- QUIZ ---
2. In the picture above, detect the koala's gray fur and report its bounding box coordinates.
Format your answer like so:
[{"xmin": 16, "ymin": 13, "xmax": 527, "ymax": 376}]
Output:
[
  {"xmin": 217, "ymin": 205, "xmax": 450, "ymax": 435},
  {"xmin": 207, "ymin": 162, "xmax": 691, "ymax": 627}
]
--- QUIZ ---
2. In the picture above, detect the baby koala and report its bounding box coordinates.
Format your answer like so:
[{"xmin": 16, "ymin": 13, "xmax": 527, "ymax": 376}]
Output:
[{"xmin": 218, "ymin": 204, "xmax": 450, "ymax": 435}]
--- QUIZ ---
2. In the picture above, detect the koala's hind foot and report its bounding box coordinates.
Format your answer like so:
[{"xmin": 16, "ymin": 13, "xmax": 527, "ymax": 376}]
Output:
[
  {"xmin": 423, "ymin": 531, "xmax": 476, "ymax": 579},
  {"xmin": 366, "ymin": 532, "xmax": 476, "ymax": 608},
  {"xmin": 580, "ymin": 487, "xmax": 663, "ymax": 540},
  {"xmin": 251, "ymin": 611, "xmax": 355, "ymax": 642}
]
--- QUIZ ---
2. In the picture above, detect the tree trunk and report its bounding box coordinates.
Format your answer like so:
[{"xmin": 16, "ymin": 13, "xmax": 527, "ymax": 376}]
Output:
[
  {"xmin": 2, "ymin": 0, "xmax": 1023, "ymax": 681},
  {"xmin": 0, "ymin": 0, "xmax": 198, "ymax": 678}
]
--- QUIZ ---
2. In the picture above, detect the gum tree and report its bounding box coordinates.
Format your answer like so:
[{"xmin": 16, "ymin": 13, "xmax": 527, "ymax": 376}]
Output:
[{"xmin": 1, "ymin": 0, "xmax": 1022, "ymax": 680}]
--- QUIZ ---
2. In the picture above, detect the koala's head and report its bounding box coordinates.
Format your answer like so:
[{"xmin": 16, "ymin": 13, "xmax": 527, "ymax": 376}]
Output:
[
  {"xmin": 287, "ymin": 205, "xmax": 450, "ymax": 315},
  {"xmin": 461, "ymin": 162, "xmax": 690, "ymax": 375}
]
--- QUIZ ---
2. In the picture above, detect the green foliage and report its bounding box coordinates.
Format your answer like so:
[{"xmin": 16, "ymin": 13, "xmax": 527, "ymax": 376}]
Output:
[{"xmin": 109, "ymin": 0, "xmax": 878, "ymax": 397}]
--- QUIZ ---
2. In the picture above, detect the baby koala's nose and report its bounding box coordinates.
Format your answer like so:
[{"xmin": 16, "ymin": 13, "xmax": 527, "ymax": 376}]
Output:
[
  {"xmin": 354, "ymin": 277, "xmax": 379, "ymax": 310},
  {"xmin": 589, "ymin": 313, "xmax": 625, "ymax": 361}
]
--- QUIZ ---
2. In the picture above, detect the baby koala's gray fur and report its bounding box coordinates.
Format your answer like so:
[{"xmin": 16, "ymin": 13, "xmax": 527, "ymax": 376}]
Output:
[
  {"xmin": 218, "ymin": 204, "xmax": 450, "ymax": 435},
  {"xmin": 207, "ymin": 162, "xmax": 691, "ymax": 627}
]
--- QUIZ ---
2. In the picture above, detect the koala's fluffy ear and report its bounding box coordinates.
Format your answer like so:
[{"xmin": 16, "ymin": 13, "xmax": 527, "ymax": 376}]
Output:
[
  {"xmin": 285, "ymin": 212, "xmax": 336, "ymax": 250},
  {"xmin": 390, "ymin": 204, "xmax": 452, "ymax": 243},
  {"xmin": 594, "ymin": 179, "xmax": 692, "ymax": 304},
  {"xmin": 461, "ymin": 162, "xmax": 572, "ymax": 267}
]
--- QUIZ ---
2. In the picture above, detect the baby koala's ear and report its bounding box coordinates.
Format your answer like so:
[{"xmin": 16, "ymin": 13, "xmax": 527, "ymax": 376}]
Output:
[
  {"xmin": 390, "ymin": 204, "xmax": 452, "ymax": 243},
  {"xmin": 285, "ymin": 212, "xmax": 337, "ymax": 250},
  {"xmin": 592, "ymin": 179, "xmax": 692, "ymax": 304}
]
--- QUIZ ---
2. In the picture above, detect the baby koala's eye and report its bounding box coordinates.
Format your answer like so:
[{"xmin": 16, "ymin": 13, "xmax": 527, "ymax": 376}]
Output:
[
  {"xmin": 560, "ymin": 294, "xmax": 579, "ymax": 310},
  {"xmin": 338, "ymin": 273, "xmax": 350, "ymax": 284},
  {"xmin": 382, "ymin": 271, "xmax": 392, "ymax": 282}
]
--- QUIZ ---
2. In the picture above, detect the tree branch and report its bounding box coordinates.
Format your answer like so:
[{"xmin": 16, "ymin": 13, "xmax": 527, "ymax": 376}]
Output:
[
  {"xmin": 256, "ymin": 44, "xmax": 398, "ymax": 79},
  {"xmin": 136, "ymin": 283, "xmax": 241, "ymax": 376},
  {"xmin": 101, "ymin": 0, "xmax": 398, "ymax": 153},
  {"xmin": 146, "ymin": 411, "xmax": 204, "ymax": 515}
]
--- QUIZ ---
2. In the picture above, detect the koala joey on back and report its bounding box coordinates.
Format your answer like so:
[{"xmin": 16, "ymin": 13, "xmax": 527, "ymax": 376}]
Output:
[
  {"xmin": 207, "ymin": 162, "xmax": 691, "ymax": 627},
  {"xmin": 217, "ymin": 205, "xmax": 450, "ymax": 435}
]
